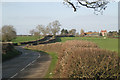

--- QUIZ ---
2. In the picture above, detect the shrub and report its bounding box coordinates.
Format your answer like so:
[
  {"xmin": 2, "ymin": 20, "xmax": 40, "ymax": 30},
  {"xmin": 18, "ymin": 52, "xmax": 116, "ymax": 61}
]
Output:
[
  {"xmin": 54, "ymin": 48, "xmax": 119, "ymax": 78},
  {"xmin": 2, "ymin": 43, "xmax": 21, "ymax": 61},
  {"xmin": 17, "ymin": 42, "xmax": 21, "ymax": 46}
]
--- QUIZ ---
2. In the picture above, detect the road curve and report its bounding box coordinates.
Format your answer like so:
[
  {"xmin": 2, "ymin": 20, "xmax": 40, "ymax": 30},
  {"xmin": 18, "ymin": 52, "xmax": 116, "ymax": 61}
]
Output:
[{"xmin": 2, "ymin": 46, "xmax": 51, "ymax": 78}]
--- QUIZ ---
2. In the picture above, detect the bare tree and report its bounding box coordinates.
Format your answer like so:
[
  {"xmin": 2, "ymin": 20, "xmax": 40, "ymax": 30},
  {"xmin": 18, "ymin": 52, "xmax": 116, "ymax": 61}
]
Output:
[
  {"xmin": 63, "ymin": 0, "xmax": 109, "ymax": 14},
  {"xmin": 80, "ymin": 28, "xmax": 84, "ymax": 34},
  {"xmin": 36, "ymin": 25, "xmax": 45, "ymax": 38},
  {"xmin": 34, "ymin": 31, "xmax": 40, "ymax": 37},
  {"xmin": 46, "ymin": 26, "xmax": 52, "ymax": 35},
  {"xmin": 36, "ymin": 25, "xmax": 51, "ymax": 36},
  {"xmin": 41, "ymin": 27, "xmax": 48, "ymax": 36},
  {"xmin": 48, "ymin": 20, "xmax": 61, "ymax": 36},
  {"xmin": 1, "ymin": 25, "xmax": 16, "ymax": 42},
  {"xmin": 69, "ymin": 29, "xmax": 76, "ymax": 36},
  {"xmin": 29, "ymin": 29, "xmax": 35, "ymax": 36},
  {"xmin": 75, "ymin": 32, "xmax": 79, "ymax": 37},
  {"xmin": 36, "ymin": 25, "xmax": 44, "ymax": 35}
]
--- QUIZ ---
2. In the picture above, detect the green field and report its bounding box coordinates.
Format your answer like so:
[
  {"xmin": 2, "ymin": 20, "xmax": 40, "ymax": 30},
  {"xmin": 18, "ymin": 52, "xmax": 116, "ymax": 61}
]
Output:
[
  {"xmin": 12, "ymin": 36, "xmax": 42, "ymax": 43},
  {"xmin": 56, "ymin": 37, "xmax": 118, "ymax": 53}
]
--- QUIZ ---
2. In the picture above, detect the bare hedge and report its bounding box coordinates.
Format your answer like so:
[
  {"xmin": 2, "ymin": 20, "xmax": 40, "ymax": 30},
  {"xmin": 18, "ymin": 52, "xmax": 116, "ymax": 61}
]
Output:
[{"xmin": 28, "ymin": 40, "xmax": 119, "ymax": 78}]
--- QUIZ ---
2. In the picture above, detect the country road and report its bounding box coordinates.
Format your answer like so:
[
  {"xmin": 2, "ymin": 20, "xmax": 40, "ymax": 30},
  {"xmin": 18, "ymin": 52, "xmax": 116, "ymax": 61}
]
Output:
[{"xmin": 2, "ymin": 46, "xmax": 51, "ymax": 78}]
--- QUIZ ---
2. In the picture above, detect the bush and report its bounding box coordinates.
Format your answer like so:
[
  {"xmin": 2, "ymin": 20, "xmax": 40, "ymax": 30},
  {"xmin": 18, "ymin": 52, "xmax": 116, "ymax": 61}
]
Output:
[
  {"xmin": 54, "ymin": 48, "xmax": 118, "ymax": 78},
  {"xmin": 2, "ymin": 25, "xmax": 16, "ymax": 42},
  {"xmin": 17, "ymin": 42, "xmax": 21, "ymax": 46},
  {"xmin": 2, "ymin": 43, "xmax": 21, "ymax": 61}
]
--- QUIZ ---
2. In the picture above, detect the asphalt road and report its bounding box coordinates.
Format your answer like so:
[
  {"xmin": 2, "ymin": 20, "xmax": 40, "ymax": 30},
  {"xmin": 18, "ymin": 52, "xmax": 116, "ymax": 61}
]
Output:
[{"xmin": 2, "ymin": 46, "xmax": 51, "ymax": 78}]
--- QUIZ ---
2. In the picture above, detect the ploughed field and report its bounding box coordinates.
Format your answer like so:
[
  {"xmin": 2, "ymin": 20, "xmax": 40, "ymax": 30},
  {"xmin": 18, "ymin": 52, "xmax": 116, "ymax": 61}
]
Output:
[
  {"xmin": 56, "ymin": 37, "xmax": 118, "ymax": 53},
  {"xmin": 27, "ymin": 38, "xmax": 119, "ymax": 78}
]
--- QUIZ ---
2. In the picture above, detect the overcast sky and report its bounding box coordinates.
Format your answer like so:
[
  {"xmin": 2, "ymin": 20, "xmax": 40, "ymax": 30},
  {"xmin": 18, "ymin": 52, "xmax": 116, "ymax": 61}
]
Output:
[{"xmin": 2, "ymin": 2, "xmax": 118, "ymax": 35}]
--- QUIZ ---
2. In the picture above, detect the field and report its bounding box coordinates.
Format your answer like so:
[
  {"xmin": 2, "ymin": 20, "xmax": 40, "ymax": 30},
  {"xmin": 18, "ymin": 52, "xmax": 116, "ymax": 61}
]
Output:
[
  {"xmin": 56, "ymin": 37, "xmax": 118, "ymax": 53},
  {"xmin": 12, "ymin": 36, "xmax": 42, "ymax": 43}
]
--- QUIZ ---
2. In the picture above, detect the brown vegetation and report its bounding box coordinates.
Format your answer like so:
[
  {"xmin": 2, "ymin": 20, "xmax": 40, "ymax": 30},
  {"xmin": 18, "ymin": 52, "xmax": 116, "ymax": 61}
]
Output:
[
  {"xmin": 2, "ymin": 43, "xmax": 21, "ymax": 61},
  {"xmin": 28, "ymin": 40, "xmax": 119, "ymax": 78}
]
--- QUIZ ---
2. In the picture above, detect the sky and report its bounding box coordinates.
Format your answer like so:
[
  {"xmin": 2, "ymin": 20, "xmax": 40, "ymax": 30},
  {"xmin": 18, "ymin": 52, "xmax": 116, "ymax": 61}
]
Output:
[{"xmin": 2, "ymin": 2, "xmax": 118, "ymax": 35}]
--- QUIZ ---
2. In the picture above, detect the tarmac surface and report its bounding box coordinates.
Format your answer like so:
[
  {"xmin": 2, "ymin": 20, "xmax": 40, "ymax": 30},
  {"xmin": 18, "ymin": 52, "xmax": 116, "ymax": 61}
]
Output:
[{"xmin": 2, "ymin": 46, "xmax": 51, "ymax": 78}]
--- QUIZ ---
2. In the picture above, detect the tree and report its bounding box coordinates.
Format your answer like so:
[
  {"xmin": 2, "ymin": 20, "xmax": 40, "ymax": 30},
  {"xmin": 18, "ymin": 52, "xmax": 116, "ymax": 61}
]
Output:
[
  {"xmin": 99, "ymin": 33, "xmax": 102, "ymax": 36},
  {"xmin": 64, "ymin": 29, "xmax": 68, "ymax": 34},
  {"xmin": 80, "ymin": 28, "xmax": 84, "ymax": 34},
  {"xmin": 63, "ymin": 0, "xmax": 109, "ymax": 14},
  {"xmin": 61, "ymin": 29, "xmax": 64, "ymax": 35},
  {"xmin": 61, "ymin": 29, "xmax": 68, "ymax": 35},
  {"xmin": 36, "ymin": 25, "xmax": 44, "ymax": 36},
  {"xmin": 75, "ymin": 32, "xmax": 79, "ymax": 37},
  {"xmin": 29, "ymin": 29, "xmax": 35, "ymax": 35},
  {"xmin": 34, "ymin": 31, "xmax": 40, "ymax": 37},
  {"xmin": 48, "ymin": 20, "xmax": 61, "ymax": 36},
  {"xmin": 36, "ymin": 25, "xmax": 52, "ymax": 36},
  {"xmin": 108, "ymin": 31, "xmax": 118, "ymax": 37},
  {"xmin": 1, "ymin": 25, "xmax": 16, "ymax": 42},
  {"xmin": 69, "ymin": 29, "xmax": 76, "ymax": 36},
  {"xmin": 46, "ymin": 26, "xmax": 52, "ymax": 35},
  {"xmin": 118, "ymin": 29, "xmax": 120, "ymax": 35}
]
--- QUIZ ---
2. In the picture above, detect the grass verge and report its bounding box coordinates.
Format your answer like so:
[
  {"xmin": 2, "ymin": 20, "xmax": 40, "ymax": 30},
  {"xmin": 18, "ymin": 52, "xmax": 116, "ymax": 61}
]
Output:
[
  {"xmin": 25, "ymin": 48, "xmax": 58, "ymax": 78},
  {"xmin": 44, "ymin": 52, "xmax": 58, "ymax": 78},
  {"xmin": 2, "ymin": 49, "xmax": 22, "ymax": 62}
]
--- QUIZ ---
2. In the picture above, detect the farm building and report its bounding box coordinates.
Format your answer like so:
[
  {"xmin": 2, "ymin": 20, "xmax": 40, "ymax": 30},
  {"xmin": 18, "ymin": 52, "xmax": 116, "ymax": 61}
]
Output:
[
  {"xmin": 100, "ymin": 30, "xmax": 107, "ymax": 36},
  {"xmin": 84, "ymin": 32, "xmax": 99, "ymax": 36}
]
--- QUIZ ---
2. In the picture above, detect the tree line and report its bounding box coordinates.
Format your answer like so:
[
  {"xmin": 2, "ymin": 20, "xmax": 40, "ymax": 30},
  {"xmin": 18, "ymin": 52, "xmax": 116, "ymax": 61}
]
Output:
[
  {"xmin": 29, "ymin": 20, "xmax": 61, "ymax": 37},
  {"xmin": 1, "ymin": 19, "xmax": 120, "ymax": 42}
]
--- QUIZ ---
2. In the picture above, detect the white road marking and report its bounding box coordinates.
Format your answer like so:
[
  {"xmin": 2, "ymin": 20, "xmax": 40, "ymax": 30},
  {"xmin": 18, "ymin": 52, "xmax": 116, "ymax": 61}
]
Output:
[
  {"xmin": 10, "ymin": 53, "xmax": 41, "ymax": 78},
  {"xmin": 32, "ymin": 60, "xmax": 36, "ymax": 63},
  {"xmin": 20, "ymin": 68, "xmax": 25, "ymax": 71},
  {"xmin": 10, "ymin": 73, "xmax": 18, "ymax": 78}
]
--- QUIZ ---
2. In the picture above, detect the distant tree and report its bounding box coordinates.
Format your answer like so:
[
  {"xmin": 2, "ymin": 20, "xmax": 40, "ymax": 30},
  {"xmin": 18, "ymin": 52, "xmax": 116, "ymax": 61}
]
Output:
[
  {"xmin": 99, "ymin": 33, "xmax": 102, "ymax": 36},
  {"xmin": 119, "ymin": 29, "xmax": 120, "ymax": 35},
  {"xmin": 1, "ymin": 25, "xmax": 16, "ymax": 42},
  {"xmin": 64, "ymin": 29, "xmax": 69, "ymax": 34},
  {"xmin": 41, "ymin": 27, "xmax": 47, "ymax": 36},
  {"xmin": 108, "ymin": 31, "xmax": 118, "ymax": 37},
  {"xmin": 48, "ymin": 20, "xmax": 61, "ymax": 36},
  {"xmin": 36, "ymin": 25, "xmax": 44, "ymax": 36},
  {"xmin": 29, "ymin": 29, "xmax": 35, "ymax": 35},
  {"xmin": 80, "ymin": 29, "xmax": 84, "ymax": 35},
  {"xmin": 61, "ymin": 29, "xmax": 68, "ymax": 35},
  {"xmin": 34, "ymin": 31, "xmax": 40, "ymax": 37},
  {"xmin": 61, "ymin": 29, "xmax": 65, "ymax": 35},
  {"xmin": 75, "ymin": 32, "xmax": 79, "ymax": 37},
  {"xmin": 69, "ymin": 29, "xmax": 76, "ymax": 36},
  {"xmin": 46, "ymin": 26, "xmax": 52, "ymax": 35},
  {"xmin": 0, "ymin": 31, "xmax": 2, "ymax": 41}
]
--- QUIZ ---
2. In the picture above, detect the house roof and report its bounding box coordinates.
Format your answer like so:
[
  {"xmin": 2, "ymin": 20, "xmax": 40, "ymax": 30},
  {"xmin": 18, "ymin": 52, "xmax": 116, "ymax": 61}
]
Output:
[
  {"xmin": 85, "ymin": 32, "xmax": 99, "ymax": 35},
  {"xmin": 101, "ymin": 30, "xmax": 107, "ymax": 32}
]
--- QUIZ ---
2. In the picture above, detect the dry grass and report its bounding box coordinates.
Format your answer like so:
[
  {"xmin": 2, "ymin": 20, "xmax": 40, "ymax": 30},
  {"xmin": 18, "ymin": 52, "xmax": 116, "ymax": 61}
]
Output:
[{"xmin": 28, "ymin": 40, "xmax": 119, "ymax": 78}]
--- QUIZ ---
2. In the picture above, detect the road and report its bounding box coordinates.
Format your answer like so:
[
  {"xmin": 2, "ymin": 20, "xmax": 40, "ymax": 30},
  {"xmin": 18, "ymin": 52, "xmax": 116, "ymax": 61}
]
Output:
[{"xmin": 2, "ymin": 46, "xmax": 51, "ymax": 78}]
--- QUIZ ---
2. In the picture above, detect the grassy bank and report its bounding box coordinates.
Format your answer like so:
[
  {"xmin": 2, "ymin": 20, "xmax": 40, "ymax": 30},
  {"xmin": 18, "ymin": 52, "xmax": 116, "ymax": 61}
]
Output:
[
  {"xmin": 44, "ymin": 52, "xmax": 58, "ymax": 78},
  {"xmin": 12, "ymin": 36, "xmax": 42, "ymax": 43},
  {"xmin": 2, "ymin": 48, "xmax": 21, "ymax": 62},
  {"xmin": 24, "ymin": 48, "xmax": 58, "ymax": 78}
]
